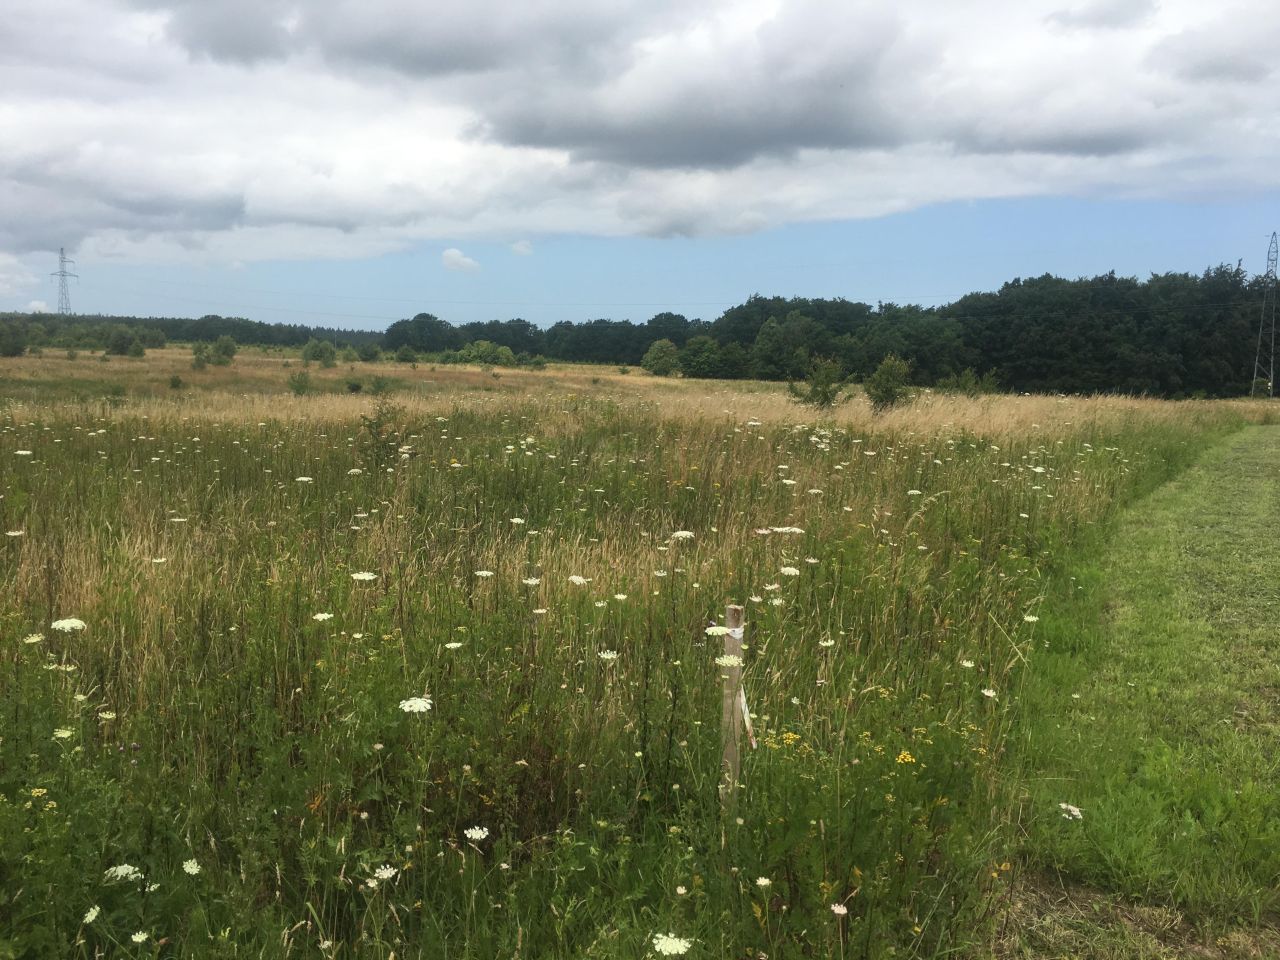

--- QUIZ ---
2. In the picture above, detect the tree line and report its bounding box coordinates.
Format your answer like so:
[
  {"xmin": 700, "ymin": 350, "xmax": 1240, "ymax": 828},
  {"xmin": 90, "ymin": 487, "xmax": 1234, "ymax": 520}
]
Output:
[{"xmin": 0, "ymin": 263, "xmax": 1269, "ymax": 396}]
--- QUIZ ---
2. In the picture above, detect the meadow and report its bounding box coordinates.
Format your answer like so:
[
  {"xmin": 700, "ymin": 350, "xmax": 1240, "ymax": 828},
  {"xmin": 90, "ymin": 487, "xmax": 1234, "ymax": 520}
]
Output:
[{"xmin": 0, "ymin": 348, "xmax": 1272, "ymax": 958}]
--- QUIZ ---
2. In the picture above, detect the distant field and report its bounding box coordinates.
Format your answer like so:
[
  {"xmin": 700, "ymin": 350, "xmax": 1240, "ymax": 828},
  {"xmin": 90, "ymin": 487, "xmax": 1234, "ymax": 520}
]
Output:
[{"xmin": 0, "ymin": 357, "xmax": 1273, "ymax": 958}]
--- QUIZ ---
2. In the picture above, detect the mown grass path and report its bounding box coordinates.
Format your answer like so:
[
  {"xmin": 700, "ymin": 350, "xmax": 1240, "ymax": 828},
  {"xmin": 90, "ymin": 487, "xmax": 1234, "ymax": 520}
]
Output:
[{"xmin": 1010, "ymin": 425, "xmax": 1280, "ymax": 958}]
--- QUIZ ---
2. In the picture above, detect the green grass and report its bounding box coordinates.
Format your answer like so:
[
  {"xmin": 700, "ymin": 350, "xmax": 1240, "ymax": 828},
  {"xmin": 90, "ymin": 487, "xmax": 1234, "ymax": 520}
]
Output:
[
  {"xmin": 0, "ymin": 390, "xmax": 1262, "ymax": 959},
  {"xmin": 1013, "ymin": 426, "xmax": 1280, "ymax": 954}
]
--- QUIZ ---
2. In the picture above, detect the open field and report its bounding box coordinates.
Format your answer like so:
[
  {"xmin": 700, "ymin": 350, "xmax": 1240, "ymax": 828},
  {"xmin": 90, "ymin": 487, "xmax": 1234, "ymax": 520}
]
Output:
[{"xmin": 1, "ymin": 355, "xmax": 1276, "ymax": 958}]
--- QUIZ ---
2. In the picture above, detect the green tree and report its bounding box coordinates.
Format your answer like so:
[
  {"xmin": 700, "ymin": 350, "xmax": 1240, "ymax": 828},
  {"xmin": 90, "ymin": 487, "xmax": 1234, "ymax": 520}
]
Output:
[
  {"xmin": 211, "ymin": 335, "xmax": 238, "ymax": 366},
  {"xmin": 394, "ymin": 345, "xmax": 417, "ymax": 364},
  {"xmin": 302, "ymin": 338, "xmax": 337, "ymax": 368},
  {"xmin": 863, "ymin": 354, "xmax": 912, "ymax": 412},
  {"xmin": 678, "ymin": 336, "xmax": 722, "ymax": 378},
  {"xmin": 641, "ymin": 338, "xmax": 680, "ymax": 376},
  {"xmin": 788, "ymin": 359, "xmax": 848, "ymax": 408}
]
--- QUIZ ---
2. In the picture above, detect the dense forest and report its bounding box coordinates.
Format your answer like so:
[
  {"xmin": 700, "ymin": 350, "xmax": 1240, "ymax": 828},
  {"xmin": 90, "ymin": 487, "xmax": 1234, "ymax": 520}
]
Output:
[{"xmin": 0, "ymin": 264, "xmax": 1269, "ymax": 397}]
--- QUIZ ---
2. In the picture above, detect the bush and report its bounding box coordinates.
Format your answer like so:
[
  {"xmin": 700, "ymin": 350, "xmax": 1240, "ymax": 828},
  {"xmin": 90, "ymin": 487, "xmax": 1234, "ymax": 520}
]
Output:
[
  {"xmin": 864, "ymin": 354, "xmax": 912, "ymax": 412},
  {"xmin": 211, "ymin": 336, "xmax": 237, "ymax": 366},
  {"xmin": 125, "ymin": 338, "xmax": 145, "ymax": 358},
  {"xmin": 302, "ymin": 338, "xmax": 337, "ymax": 368},
  {"xmin": 936, "ymin": 368, "xmax": 999, "ymax": 396},
  {"xmin": 340, "ymin": 346, "xmax": 359, "ymax": 363},
  {"xmin": 287, "ymin": 371, "xmax": 313, "ymax": 396},
  {"xmin": 394, "ymin": 345, "xmax": 417, "ymax": 364},
  {"xmin": 641, "ymin": 338, "xmax": 679, "ymax": 376},
  {"xmin": 168, "ymin": 375, "xmax": 184, "ymax": 390},
  {"xmin": 192, "ymin": 342, "xmax": 209, "ymax": 370},
  {"xmin": 788, "ymin": 358, "xmax": 848, "ymax": 408},
  {"xmin": 346, "ymin": 379, "xmax": 364, "ymax": 393},
  {"xmin": 358, "ymin": 342, "xmax": 382, "ymax": 363}
]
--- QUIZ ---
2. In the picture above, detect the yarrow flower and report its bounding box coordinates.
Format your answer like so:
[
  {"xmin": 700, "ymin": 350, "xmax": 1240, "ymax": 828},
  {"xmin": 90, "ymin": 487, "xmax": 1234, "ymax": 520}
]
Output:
[
  {"xmin": 444, "ymin": 641, "xmax": 463, "ymax": 650},
  {"xmin": 831, "ymin": 903, "xmax": 848, "ymax": 916},
  {"xmin": 351, "ymin": 571, "xmax": 378, "ymax": 581},
  {"xmin": 652, "ymin": 932, "xmax": 693, "ymax": 956},
  {"xmin": 83, "ymin": 905, "xmax": 100, "ymax": 923},
  {"xmin": 399, "ymin": 696, "xmax": 433, "ymax": 713},
  {"xmin": 22, "ymin": 633, "xmax": 43, "ymax": 644},
  {"xmin": 53, "ymin": 728, "xmax": 73, "ymax": 740},
  {"xmin": 598, "ymin": 650, "xmax": 619, "ymax": 661},
  {"xmin": 373, "ymin": 864, "xmax": 398, "ymax": 881},
  {"xmin": 670, "ymin": 530, "xmax": 695, "ymax": 540},
  {"xmin": 182, "ymin": 858, "xmax": 201, "ymax": 875},
  {"xmin": 714, "ymin": 654, "xmax": 743, "ymax": 669},
  {"xmin": 756, "ymin": 876, "xmax": 772, "ymax": 888},
  {"xmin": 960, "ymin": 659, "xmax": 975, "ymax": 668},
  {"xmin": 464, "ymin": 826, "xmax": 489, "ymax": 842},
  {"xmin": 131, "ymin": 931, "xmax": 148, "ymax": 944},
  {"xmin": 1023, "ymin": 614, "xmax": 1040, "ymax": 622},
  {"xmin": 779, "ymin": 566, "xmax": 800, "ymax": 577},
  {"xmin": 522, "ymin": 577, "xmax": 541, "ymax": 585},
  {"xmin": 1059, "ymin": 802, "xmax": 1083, "ymax": 821},
  {"xmin": 312, "ymin": 612, "xmax": 334, "ymax": 622},
  {"xmin": 474, "ymin": 570, "xmax": 495, "ymax": 578},
  {"xmin": 981, "ymin": 688, "xmax": 998, "ymax": 699},
  {"xmin": 51, "ymin": 618, "xmax": 87, "ymax": 632},
  {"xmin": 705, "ymin": 625, "xmax": 730, "ymax": 637},
  {"xmin": 568, "ymin": 575, "xmax": 588, "ymax": 585}
]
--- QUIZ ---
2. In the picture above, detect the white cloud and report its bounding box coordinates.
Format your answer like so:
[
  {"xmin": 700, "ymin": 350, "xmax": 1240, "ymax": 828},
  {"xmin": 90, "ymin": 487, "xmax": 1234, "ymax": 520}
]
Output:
[
  {"xmin": 0, "ymin": 0, "xmax": 1275, "ymax": 265},
  {"xmin": 511, "ymin": 239, "xmax": 533, "ymax": 256},
  {"xmin": 441, "ymin": 248, "xmax": 480, "ymax": 272},
  {"xmin": 0, "ymin": 253, "xmax": 37, "ymax": 296},
  {"xmin": 25, "ymin": 299, "xmax": 51, "ymax": 313}
]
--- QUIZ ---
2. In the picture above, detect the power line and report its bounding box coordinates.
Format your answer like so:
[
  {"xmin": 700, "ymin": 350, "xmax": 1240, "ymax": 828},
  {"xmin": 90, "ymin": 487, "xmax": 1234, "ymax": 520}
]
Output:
[
  {"xmin": 1251, "ymin": 232, "xmax": 1278, "ymax": 396},
  {"xmin": 51, "ymin": 248, "xmax": 78, "ymax": 315}
]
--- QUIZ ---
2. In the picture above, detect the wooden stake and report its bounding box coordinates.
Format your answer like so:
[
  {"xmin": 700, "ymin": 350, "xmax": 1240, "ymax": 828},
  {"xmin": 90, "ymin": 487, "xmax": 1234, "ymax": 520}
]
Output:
[{"xmin": 720, "ymin": 604, "xmax": 745, "ymax": 802}]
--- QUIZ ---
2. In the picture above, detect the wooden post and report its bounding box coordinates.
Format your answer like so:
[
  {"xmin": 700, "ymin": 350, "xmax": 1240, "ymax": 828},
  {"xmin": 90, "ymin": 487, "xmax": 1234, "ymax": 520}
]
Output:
[{"xmin": 720, "ymin": 604, "xmax": 745, "ymax": 803}]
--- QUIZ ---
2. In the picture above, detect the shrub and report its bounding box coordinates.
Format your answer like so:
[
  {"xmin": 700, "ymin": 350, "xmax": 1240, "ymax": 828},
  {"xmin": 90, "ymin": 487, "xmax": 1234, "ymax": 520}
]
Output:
[
  {"xmin": 788, "ymin": 358, "xmax": 848, "ymax": 408},
  {"xmin": 641, "ymin": 338, "xmax": 679, "ymax": 376},
  {"xmin": 287, "ymin": 371, "xmax": 313, "ymax": 396},
  {"xmin": 864, "ymin": 354, "xmax": 912, "ymax": 412},
  {"xmin": 169, "ymin": 375, "xmax": 185, "ymax": 390}
]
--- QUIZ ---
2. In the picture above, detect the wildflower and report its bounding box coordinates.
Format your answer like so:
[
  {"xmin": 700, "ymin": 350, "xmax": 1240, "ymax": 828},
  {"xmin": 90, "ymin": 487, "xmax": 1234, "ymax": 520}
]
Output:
[
  {"xmin": 444, "ymin": 642, "xmax": 463, "ymax": 650},
  {"xmin": 522, "ymin": 577, "xmax": 541, "ymax": 585},
  {"xmin": 907, "ymin": 489, "xmax": 922, "ymax": 496},
  {"xmin": 104, "ymin": 864, "xmax": 144, "ymax": 883},
  {"xmin": 651, "ymin": 933, "xmax": 692, "ymax": 956},
  {"xmin": 373, "ymin": 864, "xmax": 398, "ymax": 880},
  {"xmin": 351, "ymin": 571, "xmax": 378, "ymax": 581},
  {"xmin": 714, "ymin": 654, "xmax": 743, "ymax": 668},
  {"xmin": 613, "ymin": 593, "xmax": 627, "ymax": 601},
  {"xmin": 463, "ymin": 826, "xmax": 489, "ymax": 841},
  {"xmin": 22, "ymin": 633, "xmax": 42, "ymax": 644},
  {"xmin": 675, "ymin": 885, "xmax": 687, "ymax": 895},
  {"xmin": 510, "ymin": 517, "xmax": 525, "ymax": 524},
  {"xmin": 474, "ymin": 570, "xmax": 495, "ymax": 578},
  {"xmin": 981, "ymin": 688, "xmax": 997, "ymax": 699},
  {"xmin": 818, "ymin": 638, "xmax": 835, "ymax": 648},
  {"xmin": 15, "ymin": 450, "xmax": 32, "ymax": 456},
  {"xmin": 182, "ymin": 858, "xmax": 200, "ymax": 875},
  {"xmin": 312, "ymin": 612, "xmax": 334, "ymax": 621},
  {"xmin": 295, "ymin": 476, "xmax": 313, "ymax": 483},
  {"xmin": 51, "ymin": 618, "xmax": 86, "ymax": 632},
  {"xmin": 83, "ymin": 905, "xmax": 100, "ymax": 923},
  {"xmin": 348, "ymin": 468, "xmax": 363, "ymax": 475},
  {"xmin": 670, "ymin": 530, "xmax": 694, "ymax": 540},
  {"xmin": 831, "ymin": 903, "xmax": 848, "ymax": 916},
  {"xmin": 779, "ymin": 566, "xmax": 800, "ymax": 577},
  {"xmin": 598, "ymin": 650, "xmax": 619, "ymax": 661},
  {"xmin": 5, "ymin": 530, "xmax": 22, "ymax": 537},
  {"xmin": 1023, "ymin": 614, "xmax": 1039, "ymax": 622},
  {"xmin": 399, "ymin": 697, "xmax": 432, "ymax": 713},
  {"xmin": 1059, "ymin": 802, "xmax": 1083, "ymax": 821},
  {"xmin": 568, "ymin": 575, "xmax": 588, "ymax": 585},
  {"xmin": 131, "ymin": 931, "xmax": 148, "ymax": 944},
  {"xmin": 960, "ymin": 659, "xmax": 975, "ymax": 668},
  {"xmin": 53, "ymin": 728, "xmax": 73, "ymax": 740},
  {"xmin": 896, "ymin": 750, "xmax": 915, "ymax": 764},
  {"xmin": 151, "ymin": 557, "xmax": 166, "ymax": 564},
  {"xmin": 756, "ymin": 876, "xmax": 772, "ymax": 888},
  {"xmin": 705, "ymin": 625, "xmax": 730, "ymax": 637}
]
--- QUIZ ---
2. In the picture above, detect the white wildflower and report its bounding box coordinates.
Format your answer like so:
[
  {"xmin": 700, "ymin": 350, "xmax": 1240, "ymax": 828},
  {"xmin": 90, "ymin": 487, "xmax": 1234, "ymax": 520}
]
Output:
[
  {"xmin": 399, "ymin": 696, "xmax": 432, "ymax": 713},
  {"xmin": 463, "ymin": 826, "xmax": 489, "ymax": 842},
  {"xmin": 652, "ymin": 933, "xmax": 693, "ymax": 956},
  {"xmin": 51, "ymin": 618, "xmax": 86, "ymax": 632}
]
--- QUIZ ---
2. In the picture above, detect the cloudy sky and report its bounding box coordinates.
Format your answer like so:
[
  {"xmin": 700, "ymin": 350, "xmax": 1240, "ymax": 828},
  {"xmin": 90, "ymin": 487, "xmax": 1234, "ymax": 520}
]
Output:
[{"xmin": 1, "ymin": 0, "xmax": 1277, "ymax": 327}]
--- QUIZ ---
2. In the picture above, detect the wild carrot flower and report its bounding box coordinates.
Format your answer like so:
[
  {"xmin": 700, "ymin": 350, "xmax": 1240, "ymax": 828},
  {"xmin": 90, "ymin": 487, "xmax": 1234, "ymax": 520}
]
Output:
[
  {"xmin": 51, "ymin": 618, "xmax": 86, "ymax": 632},
  {"xmin": 598, "ymin": 650, "xmax": 619, "ymax": 661},
  {"xmin": 831, "ymin": 903, "xmax": 848, "ymax": 916},
  {"xmin": 464, "ymin": 826, "xmax": 489, "ymax": 841},
  {"xmin": 568, "ymin": 575, "xmax": 588, "ymax": 585},
  {"xmin": 131, "ymin": 931, "xmax": 148, "ymax": 944},
  {"xmin": 651, "ymin": 933, "xmax": 692, "ymax": 956},
  {"xmin": 981, "ymin": 688, "xmax": 997, "ymax": 699},
  {"xmin": 399, "ymin": 696, "xmax": 432, "ymax": 713},
  {"xmin": 83, "ymin": 905, "xmax": 100, "ymax": 923},
  {"xmin": 312, "ymin": 613, "xmax": 333, "ymax": 622},
  {"xmin": 351, "ymin": 571, "xmax": 377, "ymax": 581},
  {"xmin": 1059, "ymin": 803, "xmax": 1083, "ymax": 820},
  {"xmin": 104, "ymin": 864, "xmax": 143, "ymax": 883},
  {"xmin": 715, "ymin": 654, "xmax": 743, "ymax": 668},
  {"xmin": 183, "ymin": 859, "xmax": 201, "ymax": 875},
  {"xmin": 373, "ymin": 864, "xmax": 398, "ymax": 880}
]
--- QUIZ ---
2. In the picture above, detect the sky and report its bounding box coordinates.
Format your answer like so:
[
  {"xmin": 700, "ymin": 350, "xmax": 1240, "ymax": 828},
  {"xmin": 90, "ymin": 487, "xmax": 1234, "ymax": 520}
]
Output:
[{"xmin": 1, "ymin": 0, "xmax": 1277, "ymax": 330}]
